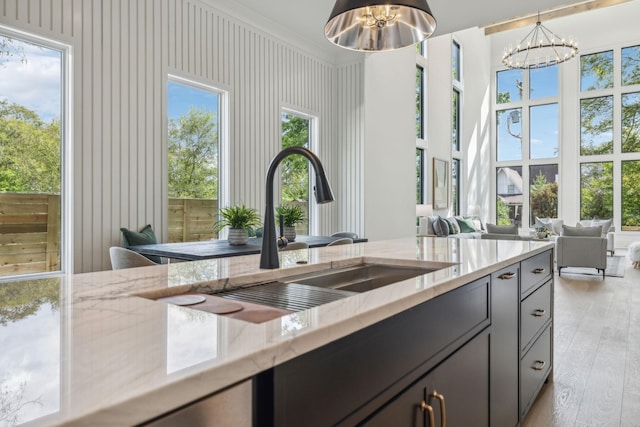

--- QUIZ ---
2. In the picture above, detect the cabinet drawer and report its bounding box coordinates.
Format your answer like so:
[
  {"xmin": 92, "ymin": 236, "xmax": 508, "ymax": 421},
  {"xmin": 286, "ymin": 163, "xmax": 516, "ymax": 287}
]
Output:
[
  {"xmin": 520, "ymin": 325, "xmax": 552, "ymax": 417},
  {"xmin": 521, "ymin": 250, "xmax": 552, "ymax": 297},
  {"xmin": 521, "ymin": 280, "xmax": 552, "ymax": 353}
]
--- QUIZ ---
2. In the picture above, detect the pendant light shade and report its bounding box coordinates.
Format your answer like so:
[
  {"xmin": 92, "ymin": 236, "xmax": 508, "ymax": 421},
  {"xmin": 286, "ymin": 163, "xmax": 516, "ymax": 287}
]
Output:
[{"xmin": 325, "ymin": 0, "xmax": 437, "ymax": 51}]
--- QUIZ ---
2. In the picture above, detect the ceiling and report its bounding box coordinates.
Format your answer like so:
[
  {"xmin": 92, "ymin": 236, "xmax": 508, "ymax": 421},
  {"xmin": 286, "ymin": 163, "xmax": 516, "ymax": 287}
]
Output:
[{"xmin": 203, "ymin": 0, "xmax": 599, "ymax": 57}]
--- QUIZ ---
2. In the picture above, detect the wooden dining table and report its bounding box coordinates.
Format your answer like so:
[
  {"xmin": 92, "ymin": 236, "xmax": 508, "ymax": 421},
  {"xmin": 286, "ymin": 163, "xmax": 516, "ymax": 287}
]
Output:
[{"xmin": 129, "ymin": 235, "xmax": 367, "ymax": 262}]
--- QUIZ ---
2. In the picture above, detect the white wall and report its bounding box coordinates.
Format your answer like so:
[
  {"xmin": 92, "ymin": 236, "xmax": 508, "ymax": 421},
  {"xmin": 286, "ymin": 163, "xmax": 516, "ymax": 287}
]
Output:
[{"xmin": 363, "ymin": 48, "xmax": 416, "ymax": 240}]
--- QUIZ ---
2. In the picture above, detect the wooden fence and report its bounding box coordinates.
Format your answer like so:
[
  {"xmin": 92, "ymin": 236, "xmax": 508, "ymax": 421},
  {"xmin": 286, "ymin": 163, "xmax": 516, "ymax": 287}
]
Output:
[
  {"xmin": 168, "ymin": 198, "xmax": 218, "ymax": 242},
  {"xmin": 1, "ymin": 194, "xmax": 309, "ymax": 276},
  {"xmin": 0, "ymin": 193, "xmax": 60, "ymax": 277}
]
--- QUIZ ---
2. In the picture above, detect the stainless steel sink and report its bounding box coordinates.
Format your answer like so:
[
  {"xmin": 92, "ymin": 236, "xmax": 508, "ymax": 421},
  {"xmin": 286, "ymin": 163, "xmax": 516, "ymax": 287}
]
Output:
[{"xmin": 280, "ymin": 263, "xmax": 436, "ymax": 293}]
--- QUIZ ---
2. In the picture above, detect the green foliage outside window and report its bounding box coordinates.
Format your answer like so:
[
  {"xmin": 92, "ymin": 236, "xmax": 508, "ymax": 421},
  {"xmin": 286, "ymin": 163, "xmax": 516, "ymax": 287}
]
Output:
[
  {"xmin": 281, "ymin": 114, "xmax": 309, "ymax": 202},
  {"xmin": 622, "ymin": 160, "xmax": 640, "ymax": 230},
  {"xmin": 530, "ymin": 172, "xmax": 557, "ymax": 221},
  {"xmin": 496, "ymin": 198, "xmax": 511, "ymax": 226},
  {"xmin": 168, "ymin": 108, "xmax": 218, "ymax": 199},
  {"xmin": 0, "ymin": 101, "xmax": 61, "ymax": 193},
  {"xmin": 580, "ymin": 162, "xmax": 614, "ymax": 220}
]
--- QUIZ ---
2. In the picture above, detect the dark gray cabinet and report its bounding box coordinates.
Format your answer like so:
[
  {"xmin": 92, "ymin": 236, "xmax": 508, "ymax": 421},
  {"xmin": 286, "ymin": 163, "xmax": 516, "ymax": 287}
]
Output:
[
  {"xmin": 255, "ymin": 249, "xmax": 554, "ymax": 427},
  {"xmin": 364, "ymin": 329, "xmax": 490, "ymax": 427}
]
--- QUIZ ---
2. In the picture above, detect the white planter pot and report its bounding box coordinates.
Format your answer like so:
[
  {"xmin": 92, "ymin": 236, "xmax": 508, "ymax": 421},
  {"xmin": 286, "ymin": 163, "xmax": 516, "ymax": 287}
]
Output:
[
  {"xmin": 284, "ymin": 226, "xmax": 296, "ymax": 242},
  {"xmin": 227, "ymin": 228, "xmax": 249, "ymax": 246}
]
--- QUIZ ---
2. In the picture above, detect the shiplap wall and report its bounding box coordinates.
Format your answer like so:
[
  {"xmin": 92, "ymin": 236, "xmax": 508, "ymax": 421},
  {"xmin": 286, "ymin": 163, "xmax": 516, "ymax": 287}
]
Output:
[{"xmin": 0, "ymin": 0, "xmax": 366, "ymax": 272}]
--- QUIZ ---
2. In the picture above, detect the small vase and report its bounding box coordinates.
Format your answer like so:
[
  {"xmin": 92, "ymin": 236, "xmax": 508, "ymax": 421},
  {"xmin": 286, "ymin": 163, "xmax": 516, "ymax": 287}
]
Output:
[
  {"xmin": 284, "ymin": 226, "xmax": 296, "ymax": 242},
  {"xmin": 536, "ymin": 231, "xmax": 547, "ymax": 239},
  {"xmin": 227, "ymin": 228, "xmax": 249, "ymax": 246}
]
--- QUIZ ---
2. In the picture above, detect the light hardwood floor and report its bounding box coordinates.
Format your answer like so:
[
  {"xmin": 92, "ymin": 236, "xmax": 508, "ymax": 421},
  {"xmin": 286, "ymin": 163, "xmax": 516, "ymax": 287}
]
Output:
[{"xmin": 522, "ymin": 254, "xmax": 640, "ymax": 427}]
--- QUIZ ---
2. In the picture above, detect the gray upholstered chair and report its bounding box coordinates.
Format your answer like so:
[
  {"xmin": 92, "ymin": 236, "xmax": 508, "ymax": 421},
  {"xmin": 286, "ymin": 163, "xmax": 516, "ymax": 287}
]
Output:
[
  {"xmin": 331, "ymin": 231, "xmax": 358, "ymax": 239},
  {"xmin": 110, "ymin": 247, "xmax": 158, "ymax": 270},
  {"xmin": 556, "ymin": 225, "xmax": 607, "ymax": 278},
  {"xmin": 280, "ymin": 241, "xmax": 309, "ymax": 251},
  {"xmin": 327, "ymin": 238, "xmax": 353, "ymax": 246}
]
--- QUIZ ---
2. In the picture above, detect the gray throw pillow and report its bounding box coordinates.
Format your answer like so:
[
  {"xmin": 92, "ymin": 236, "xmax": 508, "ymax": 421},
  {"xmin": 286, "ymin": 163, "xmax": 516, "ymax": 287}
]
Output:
[
  {"xmin": 561, "ymin": 224, "xmax": 602, "ymax": 237},
  {"xmin": 485, "ymin": 223, "xmax": 518, "ymax": 235},
  {"xmin": 432, "ymin": 216, "xmax": 450, "ymax": 237},
  {"xmin": 591, "ymin": 218, "xmax": 612, "ymax": 235}
]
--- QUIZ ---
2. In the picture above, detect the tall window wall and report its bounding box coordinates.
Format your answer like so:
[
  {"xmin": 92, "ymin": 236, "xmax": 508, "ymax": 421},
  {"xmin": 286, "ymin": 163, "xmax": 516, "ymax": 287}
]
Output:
[
  {"xmin": 167, "ymin": 77, "xmax": 221, "ymax": 241},
  {"xmin": 495, "ymin": 65, "xmax": 560, "ymax": 227},
  {"xmin": 0, "ymin": 31, "xmax": 68, "ymax": 278},
  {"xmin": 416, "ymin": 41, "xmax": 428, "ymax": 204},
  {"xmin": 452, "ymin": 40, "xmax": 462, "ymax": 215},
  {"xmin": 580, "ymin": 45, "xmax": 640, "ymax": 230}
]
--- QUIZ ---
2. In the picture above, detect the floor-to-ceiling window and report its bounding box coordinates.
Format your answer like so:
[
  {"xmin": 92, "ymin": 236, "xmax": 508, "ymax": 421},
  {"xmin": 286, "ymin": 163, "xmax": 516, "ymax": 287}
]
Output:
[
  {"xmin": 0, "ymin": 31, "xmax": 68, "ymax": 278},
  {"xmin": 495, "ymin": 65, "xmax": 560, "ymax": 227},
  {"xmin": 452, "ymin": 39, "xmax": 462, "ymax": 215},
  {"xmin": 416, "ymin": 41, "xmax": 427, "ymax": 205},
  {"xmin": 167, "ymin": 76, "xmax": 222, "ymax": 242},
  {"xmin": 579, "ymin": 46, "xmax": 640, "ymax": 231}
]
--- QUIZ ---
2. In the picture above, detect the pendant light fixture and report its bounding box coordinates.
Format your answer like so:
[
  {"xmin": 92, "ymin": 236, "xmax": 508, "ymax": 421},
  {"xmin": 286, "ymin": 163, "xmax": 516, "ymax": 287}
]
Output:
[
  {"xmin": 502, "ymin": 13, "xmax": 578, "ymax": 69},
  {"xmin": 325, "ymin": 0, "xmax": 437, "ymax": 51}
]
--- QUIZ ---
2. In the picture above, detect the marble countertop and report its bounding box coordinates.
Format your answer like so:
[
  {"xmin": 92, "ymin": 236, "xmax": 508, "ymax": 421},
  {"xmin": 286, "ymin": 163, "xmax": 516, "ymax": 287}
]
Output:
[{"xmin": 0, "ymin": 237, "xmax": 553, "ymax": 426}]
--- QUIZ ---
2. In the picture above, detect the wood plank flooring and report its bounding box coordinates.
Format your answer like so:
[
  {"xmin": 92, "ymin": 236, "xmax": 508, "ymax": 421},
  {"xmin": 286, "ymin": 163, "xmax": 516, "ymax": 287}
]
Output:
[{"xmin": 522, "ymin": 255, "xmax": 640, "ymax": 427}]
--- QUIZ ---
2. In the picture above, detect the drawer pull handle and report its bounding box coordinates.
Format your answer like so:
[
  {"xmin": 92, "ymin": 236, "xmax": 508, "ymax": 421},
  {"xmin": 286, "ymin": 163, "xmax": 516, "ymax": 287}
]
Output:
[
  {"xmin": 430, "ymin": 390, "xmax": 446, "ymax": 427},
  {"xmin": 533, "ymin": 267, "xmax": 546, "ymax": 274},
  {"xmin": 532, "ymin": 309, "xmax": 546, "ymax": 317},
  {"xmin": 420, "ymin": 401, "xmax": 435, "ymax": 427},
  {"xmin": 498, "ymin": 272, "xmax": 516, "ymax": 280},
  {"xmin": 532, "ymin": 360, "xmax": 546, "ymax": 371}
]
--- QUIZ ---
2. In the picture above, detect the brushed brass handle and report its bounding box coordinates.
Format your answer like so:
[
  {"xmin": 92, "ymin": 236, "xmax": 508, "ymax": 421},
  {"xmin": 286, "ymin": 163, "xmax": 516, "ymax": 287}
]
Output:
[
  {"xmin": 498, "ymin": 272, "xmax": 516, "ymax": 280},
  {"xmin": 532, "ymin": 360, "xmax": 546, "ymax": 371},
  {"xmin": 533, "ymin": 267, "xmax": 545, "ymax": 274},
  {"xmin": 430, "ymin": 391, "xmax": 446, "ymax": 427},
  {"xmin": 532, "ymin": 309, "xmax": 546, "ymax": 317},
  {"xmin": 420, "ymin": 401, "xmax": 435, "ymax": 427}
]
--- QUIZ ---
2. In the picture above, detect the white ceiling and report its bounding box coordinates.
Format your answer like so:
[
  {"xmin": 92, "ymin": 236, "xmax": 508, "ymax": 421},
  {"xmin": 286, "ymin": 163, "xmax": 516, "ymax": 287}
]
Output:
[{"xmin": 203, "ymin": 0, "xmax": 592, "ymax": 57}]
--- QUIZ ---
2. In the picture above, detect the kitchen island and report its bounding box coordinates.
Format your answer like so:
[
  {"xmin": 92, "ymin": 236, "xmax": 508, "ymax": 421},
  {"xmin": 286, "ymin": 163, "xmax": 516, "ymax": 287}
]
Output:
[{"xmin": 0, "ymin": 237, "xmax": 554, "ymax": 426}]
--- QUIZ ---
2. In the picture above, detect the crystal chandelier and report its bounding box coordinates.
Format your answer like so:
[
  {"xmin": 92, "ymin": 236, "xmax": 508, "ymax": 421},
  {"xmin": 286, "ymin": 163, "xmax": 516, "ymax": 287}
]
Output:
[{"xmin": 502, "ymin": 15, "xmax": 578, "ymax": 69}]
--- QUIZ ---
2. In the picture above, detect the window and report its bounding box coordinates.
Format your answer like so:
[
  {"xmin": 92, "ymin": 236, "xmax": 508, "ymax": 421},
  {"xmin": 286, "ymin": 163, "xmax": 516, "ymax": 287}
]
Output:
[
  {"xmin": 281, "ymin": 111, "xmax": 313, "ymax": 235},
  {"xmin": 580, "ymin": 96, "xmax": 613, "ymax": 155},
  {"xmin": 580, "ymin": 162, "xmax": 613, "ymax": 220},
  {"xmin": 416, "ymin": 65, "xmax": 424, "ymax": 139},
  {"xmin": 416, "ymin": 148, "xmax": 424, "ymax": 204},
  {"xmin": 452, "ymin": 39, "xmax": 463, "ymax": 214},
  {"xmin": 416, "ymin": 42, "xmax": 428, "ymax": 208},
  {"xmin": 578, "ymin": 47, "xmax": 640, "ymax": 231},
  {"xmin": 0, "ymin": 31, "xmax": 67, "ymax": 278},
  {"xmin": 495, "ymin": 65, "xmax": 559, "ymax": 228},
  {"xmin": 167, "ymin": 77, "xmax": 221, "ymax": 242},
  {"xmin": 452, "ymin": 159, "xmax": 460, "ymax": 215},
  {"xmin": 622, "ymin": 160, "xmax": 640, "ymax": 230}
]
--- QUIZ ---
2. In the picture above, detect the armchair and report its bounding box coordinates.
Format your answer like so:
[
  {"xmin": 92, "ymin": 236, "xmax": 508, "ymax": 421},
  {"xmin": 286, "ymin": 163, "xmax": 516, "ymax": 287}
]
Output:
[{"xmin": 556, "ymin": 236, "xmax": 607, "ymax": 279}]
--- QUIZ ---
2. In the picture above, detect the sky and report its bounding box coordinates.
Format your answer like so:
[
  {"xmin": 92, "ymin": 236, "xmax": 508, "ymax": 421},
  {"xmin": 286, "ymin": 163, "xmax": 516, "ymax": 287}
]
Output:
[
  {"xmin": 0, "ymin": 37, "xmax": 61, "ymax": 122},
  {"xmin": 167, "ymin": 80, "xmax": 218, "ymax": 120}
]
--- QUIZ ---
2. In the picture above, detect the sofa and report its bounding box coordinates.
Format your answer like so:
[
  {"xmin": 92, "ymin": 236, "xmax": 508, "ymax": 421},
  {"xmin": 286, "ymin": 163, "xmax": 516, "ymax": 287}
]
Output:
[{"xmin": 425, "ymin": 215, "xmax": 485, "ymax": 239}]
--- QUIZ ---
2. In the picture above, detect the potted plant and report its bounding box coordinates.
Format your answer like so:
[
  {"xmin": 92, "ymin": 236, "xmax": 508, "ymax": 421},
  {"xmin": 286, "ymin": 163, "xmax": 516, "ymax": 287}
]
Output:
[
  {"xmin": 535, "ymin": 226, "xmax": 551, "ymax": 240},
  {"xmin": 276, "ymin": 204, "xmax": 305, "ymax": 242},
  {"xmin": 215, "ymin": 204, "xmax": 262, "ymax": 246}
]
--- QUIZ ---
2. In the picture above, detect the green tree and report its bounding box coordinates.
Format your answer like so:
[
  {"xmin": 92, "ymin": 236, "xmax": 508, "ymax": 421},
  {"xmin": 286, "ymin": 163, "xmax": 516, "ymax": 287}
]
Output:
[
  {"xmin": 168, "ymin": 108, "xmax": 218, "ymax": 199},
  {"xmin": 530, "ymin": 172, "xmax": 558, "ymax": 221},
  {"xmin": 0, "ymin": 101, "xmax": 61, "ymax": 193},
  {"xmin": 497, "ymin": 198, "xmax": 511, "ymax": 225},
  {"xmin": 622, "ymin": 160, "xmax": 640, "ymax": 230},
  {"xmin": 281, "ymin": 114, "xmax": 309, "ymax": 202},
  {"xmin": 580, "ymin": 162, "xmax": 613, "ymax": 220}
]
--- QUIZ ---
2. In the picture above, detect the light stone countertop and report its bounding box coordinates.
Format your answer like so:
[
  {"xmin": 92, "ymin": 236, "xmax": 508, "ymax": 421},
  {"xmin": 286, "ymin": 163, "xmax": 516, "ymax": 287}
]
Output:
[{"xmin": 0, "ymin": 237, "xmax": 553, "ymax": 426}]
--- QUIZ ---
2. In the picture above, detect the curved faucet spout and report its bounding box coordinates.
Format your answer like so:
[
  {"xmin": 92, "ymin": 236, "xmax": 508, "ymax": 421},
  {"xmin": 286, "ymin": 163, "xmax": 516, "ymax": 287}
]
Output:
[{"xmin": 260, "ymin": 147, "xmax": 334, "ymax": 269}]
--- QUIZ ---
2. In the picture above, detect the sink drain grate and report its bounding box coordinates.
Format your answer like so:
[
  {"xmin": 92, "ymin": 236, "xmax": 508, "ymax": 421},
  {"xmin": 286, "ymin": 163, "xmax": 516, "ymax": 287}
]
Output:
[{"xmin": 218, "ymin": 282, "xmax": 356, "ymax": 312}]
